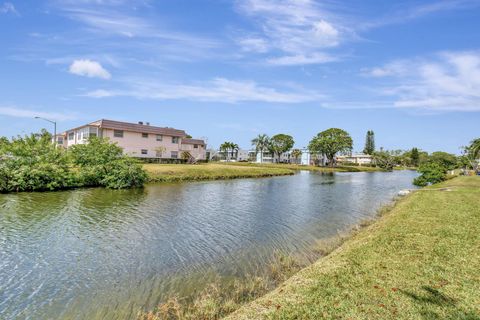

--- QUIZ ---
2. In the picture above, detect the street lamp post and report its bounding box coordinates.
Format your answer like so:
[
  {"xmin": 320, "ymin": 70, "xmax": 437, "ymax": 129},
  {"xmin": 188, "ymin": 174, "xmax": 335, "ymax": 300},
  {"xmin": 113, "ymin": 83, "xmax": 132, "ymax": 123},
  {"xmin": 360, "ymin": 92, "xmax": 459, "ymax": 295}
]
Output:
[{"xmin": 34, "ymin": 116, "xmax": 57, "ymax": 144}]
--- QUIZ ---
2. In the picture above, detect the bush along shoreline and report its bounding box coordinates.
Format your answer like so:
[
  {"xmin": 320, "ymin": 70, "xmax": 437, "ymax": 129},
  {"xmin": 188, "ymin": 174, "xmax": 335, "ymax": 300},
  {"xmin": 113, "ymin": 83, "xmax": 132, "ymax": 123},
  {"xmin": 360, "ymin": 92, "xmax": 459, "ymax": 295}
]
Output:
[{"xmin": 0, "ymin": 131, "xmax": 146, "ymax": 193}]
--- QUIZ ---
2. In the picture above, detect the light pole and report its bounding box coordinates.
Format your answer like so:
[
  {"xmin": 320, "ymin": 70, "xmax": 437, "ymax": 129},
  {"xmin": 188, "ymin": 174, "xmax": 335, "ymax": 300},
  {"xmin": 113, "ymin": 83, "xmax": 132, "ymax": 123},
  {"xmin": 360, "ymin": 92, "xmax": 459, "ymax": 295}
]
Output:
[{"xmin": 34, "ymin": 116, "xmax": 57, "ymax": 144}]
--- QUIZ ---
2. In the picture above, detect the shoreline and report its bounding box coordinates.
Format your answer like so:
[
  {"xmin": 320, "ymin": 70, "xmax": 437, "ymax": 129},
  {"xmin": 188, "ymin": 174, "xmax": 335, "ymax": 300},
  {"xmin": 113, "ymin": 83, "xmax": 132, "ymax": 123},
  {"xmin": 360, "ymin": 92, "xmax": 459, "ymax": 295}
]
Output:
[
  {"xmin": 139, "ymin": 178, "xmax": 415, "ymax": 320},
  {"xmin": 144, "ymin": 162, "xmax": 385, "ymax": 184},
  {"xmin": 0, "ymin": 163, "xmax": 391, "ymax": 194},
  {"xmin": 140, "ymin": 176, "xmax": 479, "ymax": 319},
  {"xmin": 228, "ymin": 176, "xmax": 480, "ymax": 319}
]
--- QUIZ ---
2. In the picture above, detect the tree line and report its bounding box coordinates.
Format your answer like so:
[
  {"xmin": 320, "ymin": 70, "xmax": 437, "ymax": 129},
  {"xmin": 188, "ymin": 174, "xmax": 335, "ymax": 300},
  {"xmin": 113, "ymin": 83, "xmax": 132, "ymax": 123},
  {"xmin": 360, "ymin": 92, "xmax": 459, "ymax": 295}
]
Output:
[{"xmin": 222, "ymin": 128, "xmax": 480, "ymax": 186}]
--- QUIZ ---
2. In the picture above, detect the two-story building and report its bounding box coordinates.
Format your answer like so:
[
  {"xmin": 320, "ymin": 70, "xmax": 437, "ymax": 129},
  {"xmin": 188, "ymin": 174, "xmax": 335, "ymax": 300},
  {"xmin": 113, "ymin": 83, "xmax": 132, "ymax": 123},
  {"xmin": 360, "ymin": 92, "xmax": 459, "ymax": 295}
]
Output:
[{"xmin": 57, "ymin": 119, "xmax": 206, "ymax": 160}]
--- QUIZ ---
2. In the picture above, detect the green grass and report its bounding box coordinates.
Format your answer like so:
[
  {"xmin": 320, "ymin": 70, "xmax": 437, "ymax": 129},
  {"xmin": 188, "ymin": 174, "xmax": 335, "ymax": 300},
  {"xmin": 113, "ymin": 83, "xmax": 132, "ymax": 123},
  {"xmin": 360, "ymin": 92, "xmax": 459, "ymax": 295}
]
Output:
[
  {"xmin": 218, "ymin": 162, "xmax": 383, "ymax": 172},
  {"xmin": 143, "ymin": 162, "xmax": 382, "ymax": 184},
  {"xmin": 229, "ymin": 176, "xmax": 480, "ymax": 320},
  {"xmin": 144, "ymin": 163, "xmax": 294, "ymax": 183}
]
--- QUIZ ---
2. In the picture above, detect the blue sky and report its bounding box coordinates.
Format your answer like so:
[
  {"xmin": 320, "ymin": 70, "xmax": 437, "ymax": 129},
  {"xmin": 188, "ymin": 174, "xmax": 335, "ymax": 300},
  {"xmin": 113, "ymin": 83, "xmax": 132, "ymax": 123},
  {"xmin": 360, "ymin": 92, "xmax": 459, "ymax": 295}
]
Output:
[{"xmin": 0, "ymin": 0, "xmax": 479, "ymax": 153}]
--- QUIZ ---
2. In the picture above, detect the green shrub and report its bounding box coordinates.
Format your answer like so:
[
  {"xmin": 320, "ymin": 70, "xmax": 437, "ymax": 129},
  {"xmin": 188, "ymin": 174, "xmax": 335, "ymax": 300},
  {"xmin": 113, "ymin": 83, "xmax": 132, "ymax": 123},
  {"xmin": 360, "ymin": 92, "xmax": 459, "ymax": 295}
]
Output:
[
  {"xmin": 413, "ymin": 162, "xmax": 447, "ymax": 186},
  {"xmin": 70, "ymin": 137, "xmax": 147, "ymax": 189},
  {"xmin": 0, "ymin": 133, "xmax": 147, "ymax": 193},
  {"xmin": 100, "ymin": 158, "xmax": 147, "ymax": 189},
  {"xmin": 0, "ymin": 130, "xmax": 79, "ymax": 192}
]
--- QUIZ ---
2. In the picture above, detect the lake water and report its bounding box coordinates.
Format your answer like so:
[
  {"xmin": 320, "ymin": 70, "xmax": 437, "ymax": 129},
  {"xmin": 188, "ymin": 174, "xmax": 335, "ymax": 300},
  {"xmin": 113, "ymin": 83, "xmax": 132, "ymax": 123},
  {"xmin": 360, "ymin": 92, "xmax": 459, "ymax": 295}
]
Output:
[{"xmin": 0, "ymin": 170, "xmax": 417, "ymax": 319}]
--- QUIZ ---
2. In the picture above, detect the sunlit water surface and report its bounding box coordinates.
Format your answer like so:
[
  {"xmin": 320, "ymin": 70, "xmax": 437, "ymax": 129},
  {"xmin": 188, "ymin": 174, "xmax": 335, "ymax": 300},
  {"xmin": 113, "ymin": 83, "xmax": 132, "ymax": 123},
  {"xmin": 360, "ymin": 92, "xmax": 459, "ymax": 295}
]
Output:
[{"xmin": 0, "ymin": 171, "xmax": 417, "ymax": 319}]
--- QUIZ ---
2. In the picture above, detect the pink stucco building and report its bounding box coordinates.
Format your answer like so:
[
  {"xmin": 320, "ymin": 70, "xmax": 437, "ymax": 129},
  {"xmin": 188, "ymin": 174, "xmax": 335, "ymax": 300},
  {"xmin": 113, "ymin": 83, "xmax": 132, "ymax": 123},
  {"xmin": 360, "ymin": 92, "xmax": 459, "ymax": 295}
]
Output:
[{"xmin": 56, "ymin": 119, "xmax": 206, "ymax": 160}]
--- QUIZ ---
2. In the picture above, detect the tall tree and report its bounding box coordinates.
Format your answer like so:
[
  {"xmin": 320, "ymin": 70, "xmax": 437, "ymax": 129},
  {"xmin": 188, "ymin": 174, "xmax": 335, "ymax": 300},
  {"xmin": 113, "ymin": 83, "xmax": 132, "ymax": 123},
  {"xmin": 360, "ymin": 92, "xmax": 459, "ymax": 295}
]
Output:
[
  {"xmin": 410, "ymin": 147, "xmax": 420, "ymax": 167},
  {"xmin": 372, "ymin": 150, "xmax": 395, "ymax": 171},
  {"xmin": 291, "ymin": 149, "xmax": 302, "ymax": 164},
  {"xmin": 363, "ymin": 130, "xmax": 375, "ymax": 155},
  {"xmin": 230, "ymin": 142, "xmax": 239, "ymax": 160},
  {"xmin": 219, "ymin": 142, "xmax": 231, "ymax": 161},
  {"xmin": 463, "ymin": 138, "xmax": 480, "ymax": 172},
  {"xmin": 429, "ymin": 151, "xmax": 458, "ymax": 170},
  {"xmin": 251, "ymin": 134, "xmax": 270, "ymax": 163},
  {"xmin": 269, "ymin": 134, "xmax": 294, "ymax": 163},
  {"xmin": 308, "ymin": 128, "xmax": 353, "ymax": 167}
]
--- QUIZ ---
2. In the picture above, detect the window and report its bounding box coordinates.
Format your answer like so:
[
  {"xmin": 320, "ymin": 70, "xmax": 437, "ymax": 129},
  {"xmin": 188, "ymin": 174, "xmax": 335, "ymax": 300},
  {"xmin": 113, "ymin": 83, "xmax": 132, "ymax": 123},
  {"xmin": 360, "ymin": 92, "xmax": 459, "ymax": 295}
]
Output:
[
  {"xmin": 156, "ymin": 150, "xmax": 163, "ymax": 158},
  {"xmin": 171, "ymin": 151, "xmax": 178, "ymax": 159},
  {"xmin": 156, "ymin": 134, "xmax": 163, "ymax": 141},
  {"xmin": 194, "ymin": 144, "xmax": 198, "ymax": 149},
  {"xmin": 141, "ymin": 149, "xmax": 148, "ymax": 155},
  {"xmin": 114, "ymin": 130, "xmax": 124, "ymax": 138},
  {"xmin": 142, "ymin": 133, "xmax": 148, "ymax": 138},
  {"xmin": 89, "ymin": 127, "xmax": 98, "ymax": 138},
  {"xmin": 172, "ymin": 136, "xmax": 179, "ymax": 144},
  {"xmin": 57, "ymin": 137, "xmax": 64, "ymax": 144},
  {"xmin": 68, "ymin": 132, "xmax": 74, "ymax": 140}
]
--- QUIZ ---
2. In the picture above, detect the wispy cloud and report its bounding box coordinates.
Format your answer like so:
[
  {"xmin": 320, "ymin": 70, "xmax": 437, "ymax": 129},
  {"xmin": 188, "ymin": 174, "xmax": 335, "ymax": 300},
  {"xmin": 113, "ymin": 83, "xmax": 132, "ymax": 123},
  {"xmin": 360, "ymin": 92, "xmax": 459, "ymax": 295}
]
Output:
[
  {"xmin": 69, "ymin": 59, "xmax": 111, "ymax": 79},
  {"xmin": 235, "ymin": 0, "xmax": 351, "ymax": 66},
  {"xmin": 267, "ymin": 53, "xmax": 339, "ymax": 66},
  {"xmin": 362, "ymin": 0, "xmax": 480, "ymax": 29},
  {"xmin": 0, "ymin": 2, "xmax": 17, "ymax": 14},
  {"xmin": 0, "ymin": 106, "xmax": 77, "ymax": 121},
  {"xmin": 54, "ymin": 1, "xmax": 218, "ymax": 47},
  {"xmin": 83, "ymin": 77, "xmax": 323, "ymax": 103},
  {"xmin": 365, "ymin": 51, "xmax": 480, "ymax": 111}
]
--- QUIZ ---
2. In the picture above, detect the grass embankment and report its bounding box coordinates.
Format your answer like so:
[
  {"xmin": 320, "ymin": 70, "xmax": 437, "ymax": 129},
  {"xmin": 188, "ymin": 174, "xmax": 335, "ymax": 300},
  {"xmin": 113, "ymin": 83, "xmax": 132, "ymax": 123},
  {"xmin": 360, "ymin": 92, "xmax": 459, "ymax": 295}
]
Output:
[
  {"xmin": 218, "ymin": 162, "xmax": 383, "ymax": 172},
  {"xmin": 144, "ymin": 163, "xmax": 294, "ymax": 183},
  {"xmin": 229, "ymin": 176, "xmax": 480, "ymax": 319}
]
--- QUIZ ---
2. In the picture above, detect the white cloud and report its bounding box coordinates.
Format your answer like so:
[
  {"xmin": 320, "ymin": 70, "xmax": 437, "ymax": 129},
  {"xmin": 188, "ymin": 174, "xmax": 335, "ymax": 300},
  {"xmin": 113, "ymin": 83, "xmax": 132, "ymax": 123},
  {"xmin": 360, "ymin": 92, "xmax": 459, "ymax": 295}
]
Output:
[
  {"xmin": 0, "ymin": 106, "xmax": 76, "ymax": 121},
  {"xmin": 267, "ymin": 53, "xmax": 339, "ymax": 66},
  {"xmin": 0, "ymin": 2, "xmax": 17, "ymax": 14},
  {"xmin": 83, "ymin": 77, "xmax": 323, "ymax": 103},
  {"xmin": 364, "ymin": 60, "xmax": 410, "ymax": 77},
  {"xmin": 69, "ymin": 59, "xmax": 111, "ymax": 79},
  {"xmin": 236, "ymin": 0, "xmax": 349, "ymax": 66},
  {"xmin": 368, "ymin": 51, "xmax": 480, "ymax": 111},
  {"xmin": 238, "ymin": 37, "xmax": 269, "ymax": 53}
]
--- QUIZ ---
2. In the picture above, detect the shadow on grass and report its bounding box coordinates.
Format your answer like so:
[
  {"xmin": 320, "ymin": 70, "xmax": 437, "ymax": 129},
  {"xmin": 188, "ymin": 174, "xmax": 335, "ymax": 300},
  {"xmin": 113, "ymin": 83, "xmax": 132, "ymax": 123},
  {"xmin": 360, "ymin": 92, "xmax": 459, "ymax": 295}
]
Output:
[{"xmin": 400, "ymin": 286, "xmax": 480, "ymax": 320}]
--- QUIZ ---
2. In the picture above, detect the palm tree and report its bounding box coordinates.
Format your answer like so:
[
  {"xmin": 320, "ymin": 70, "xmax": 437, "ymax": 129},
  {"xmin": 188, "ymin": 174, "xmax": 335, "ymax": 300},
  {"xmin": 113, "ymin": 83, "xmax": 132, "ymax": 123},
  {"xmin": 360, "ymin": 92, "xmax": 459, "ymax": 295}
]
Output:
[
  {"xmin": 219, "ymin": 142, "xmax": 230, "ymax": 161},
  {"xmin": 230, "ymin": 143, "xmax": 239, "ymax": 161},
  {"xmin": 251, "ymin": 134, "xmax": 270, "ymax": 163},
  {"xmin": 465, "ymin": 138, "xmax": 480, "ymax": 172},
  {"xmin": 291, "ymin": 149, "xmax": 302, "ymax": 164}
]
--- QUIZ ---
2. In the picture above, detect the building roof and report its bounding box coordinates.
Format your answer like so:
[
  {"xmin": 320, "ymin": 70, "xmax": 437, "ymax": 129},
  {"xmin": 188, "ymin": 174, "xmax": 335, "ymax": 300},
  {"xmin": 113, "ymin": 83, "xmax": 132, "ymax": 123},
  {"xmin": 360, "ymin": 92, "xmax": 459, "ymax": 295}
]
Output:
[
  {"xmin": 87, "ymin": 119, "xmax": 186, "ymax": 137},
  {"xmin": 181, "ymin": 138, "xmax": 206, "ymax": 145}
]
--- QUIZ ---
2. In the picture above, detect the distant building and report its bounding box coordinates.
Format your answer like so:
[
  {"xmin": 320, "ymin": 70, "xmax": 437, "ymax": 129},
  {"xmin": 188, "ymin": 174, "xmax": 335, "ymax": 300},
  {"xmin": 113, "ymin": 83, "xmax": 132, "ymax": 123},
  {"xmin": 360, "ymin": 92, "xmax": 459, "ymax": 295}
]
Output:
[
  {"xmin": 56, "ymin": 119, "xmax": 207, "ymax": 160},
  {"xmin": 208, "ymin": 149, "xmax": 254, "ymax": 162},
  {"xmin": 255, "ymin": 148, "xmax": 325, "ymax": 166},
  {"xmin": 336, "ymin": 153, "xmax": 373, "ymax": 165},
  {"xmin": 208, "ymin": 146, "xmax": 326, "ymax": 166}
]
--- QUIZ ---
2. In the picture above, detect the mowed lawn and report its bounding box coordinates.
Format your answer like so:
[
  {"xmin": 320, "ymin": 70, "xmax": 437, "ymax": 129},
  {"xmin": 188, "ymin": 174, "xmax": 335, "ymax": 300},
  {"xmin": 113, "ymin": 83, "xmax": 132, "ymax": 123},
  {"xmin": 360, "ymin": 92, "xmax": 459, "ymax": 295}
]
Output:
[
  {"xmin": 228, "ymin": 176, "xmax": 480, "ymax": 320},
  {"xmin": 144, "ymin": 163, "xmax": 294, "ymax": 182}
]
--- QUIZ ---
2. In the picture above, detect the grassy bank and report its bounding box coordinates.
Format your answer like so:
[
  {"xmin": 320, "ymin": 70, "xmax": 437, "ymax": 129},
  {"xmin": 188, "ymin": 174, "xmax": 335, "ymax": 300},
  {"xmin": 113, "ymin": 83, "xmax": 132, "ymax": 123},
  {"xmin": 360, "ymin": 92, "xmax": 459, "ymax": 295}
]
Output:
[
  {"xmin": 144, "ymin": 163, "xmax": 294, "ymax": 183},
  {"xmin": 229, "ymin": 176, "xmax": 480, "ymax": 319},
  {"xmin": 216, "ymin": 162, "xmax": 383, "ymax": 172}
]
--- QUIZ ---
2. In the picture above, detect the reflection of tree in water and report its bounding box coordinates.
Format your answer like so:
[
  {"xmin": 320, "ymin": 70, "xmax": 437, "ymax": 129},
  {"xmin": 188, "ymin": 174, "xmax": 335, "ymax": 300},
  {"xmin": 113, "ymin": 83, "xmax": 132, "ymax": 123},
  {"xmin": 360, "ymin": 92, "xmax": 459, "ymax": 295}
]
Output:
[
  {"xmin": 76, "ymin": 187, "xmax": 148, "ymax": 228},
  {"xmin": 401, "ymin": 286, "xmax": 479, "ymax": 320},
  {"xmin": 0, "ymin": 191, "xmax": 76, "ymax": 229}
]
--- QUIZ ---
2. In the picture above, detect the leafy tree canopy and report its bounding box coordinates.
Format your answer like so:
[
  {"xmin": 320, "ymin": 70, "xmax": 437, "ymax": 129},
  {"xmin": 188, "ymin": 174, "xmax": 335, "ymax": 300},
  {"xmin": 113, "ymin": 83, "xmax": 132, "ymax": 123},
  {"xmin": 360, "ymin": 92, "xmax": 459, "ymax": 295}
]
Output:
[
  {"xmin": 429, "ymin": 151, "xmax": 458, "ymax": 170},
  {"xmin": 269, "ymin": 134, "xmax": 294, "ymax": 162},
  {"xmin": 308, "ymin": 128, "xmax": 353, "ymax": 167},
  {"xmin": 413, "ymin": 162, "xmax": 447, "ymax": 187}
]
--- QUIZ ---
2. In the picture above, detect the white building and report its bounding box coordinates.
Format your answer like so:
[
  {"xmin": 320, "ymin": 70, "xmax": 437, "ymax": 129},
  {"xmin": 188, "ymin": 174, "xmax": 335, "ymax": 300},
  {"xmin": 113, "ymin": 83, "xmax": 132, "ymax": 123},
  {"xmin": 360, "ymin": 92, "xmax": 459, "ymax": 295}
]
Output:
[{"xmin": 336, "ymin": 153, "xmax": 373, "ymax": 165}]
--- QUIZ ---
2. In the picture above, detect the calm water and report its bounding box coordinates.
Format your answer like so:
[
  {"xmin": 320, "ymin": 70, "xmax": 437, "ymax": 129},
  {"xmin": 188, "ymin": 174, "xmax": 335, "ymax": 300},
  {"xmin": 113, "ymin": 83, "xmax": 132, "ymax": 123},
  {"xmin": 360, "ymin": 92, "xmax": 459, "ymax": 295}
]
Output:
[{"xmin": 0, "ymin": 171, "xmax": 417, "ymax": 319}]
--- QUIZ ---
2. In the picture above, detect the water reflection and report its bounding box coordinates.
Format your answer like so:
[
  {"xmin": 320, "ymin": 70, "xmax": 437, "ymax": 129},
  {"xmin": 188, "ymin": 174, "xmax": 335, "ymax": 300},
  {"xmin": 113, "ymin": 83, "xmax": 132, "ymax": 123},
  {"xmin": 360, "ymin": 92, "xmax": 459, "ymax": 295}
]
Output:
[{"xmin": 0, "ymin": 170, "xmax": 417, "ymax": 319}]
